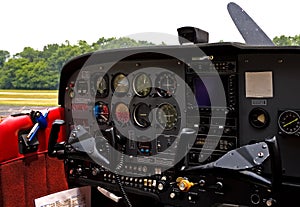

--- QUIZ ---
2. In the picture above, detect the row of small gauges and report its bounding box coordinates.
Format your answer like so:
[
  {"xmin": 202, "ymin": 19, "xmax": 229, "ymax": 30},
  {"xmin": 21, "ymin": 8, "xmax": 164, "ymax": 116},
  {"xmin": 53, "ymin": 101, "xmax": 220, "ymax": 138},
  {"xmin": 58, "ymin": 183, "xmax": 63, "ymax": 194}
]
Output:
[
  {"xmin": 93, "ymin": 101, "xmax": 178, "ymax": 130},
  {"xmin": 68, "ymin": 72, "xmax": 178, "ymax": 99}
]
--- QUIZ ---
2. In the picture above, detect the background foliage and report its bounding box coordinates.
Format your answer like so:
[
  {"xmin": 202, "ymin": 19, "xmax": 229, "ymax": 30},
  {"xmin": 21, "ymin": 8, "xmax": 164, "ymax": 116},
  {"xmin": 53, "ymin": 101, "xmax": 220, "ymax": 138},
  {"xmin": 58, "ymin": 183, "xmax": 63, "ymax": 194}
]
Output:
[
  {"xmin": 0, "ymin": 35, "xmax": 298, "ymax": 89},
  {"xmin": 0, "ymin": 37, "xmax": 154, "ymax": 89}
]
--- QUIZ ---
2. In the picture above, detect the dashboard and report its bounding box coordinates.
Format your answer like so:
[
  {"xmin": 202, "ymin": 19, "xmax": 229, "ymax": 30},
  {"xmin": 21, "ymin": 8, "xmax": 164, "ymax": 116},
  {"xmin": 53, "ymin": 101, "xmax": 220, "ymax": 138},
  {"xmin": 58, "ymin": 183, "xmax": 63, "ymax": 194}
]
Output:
[{"xmin": 52, "ymin": 43, "xmax": 300, "ymax": 206}]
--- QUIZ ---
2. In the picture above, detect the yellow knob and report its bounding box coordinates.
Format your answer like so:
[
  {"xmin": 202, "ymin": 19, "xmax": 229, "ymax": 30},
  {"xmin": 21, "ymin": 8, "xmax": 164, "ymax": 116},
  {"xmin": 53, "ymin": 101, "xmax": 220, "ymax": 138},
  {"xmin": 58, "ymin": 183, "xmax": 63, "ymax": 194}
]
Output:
[{"xmin": 176, "ymin": 177, "xmax": 194, "ymax": 192}]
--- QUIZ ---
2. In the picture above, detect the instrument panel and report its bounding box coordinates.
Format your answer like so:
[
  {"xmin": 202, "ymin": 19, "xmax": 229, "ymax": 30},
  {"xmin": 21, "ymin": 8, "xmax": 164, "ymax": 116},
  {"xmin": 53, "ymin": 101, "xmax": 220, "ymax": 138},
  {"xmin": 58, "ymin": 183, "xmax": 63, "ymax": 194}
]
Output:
[{"xmin": 56, "ymin": 44, "xmax": 300, "ymax": 207}]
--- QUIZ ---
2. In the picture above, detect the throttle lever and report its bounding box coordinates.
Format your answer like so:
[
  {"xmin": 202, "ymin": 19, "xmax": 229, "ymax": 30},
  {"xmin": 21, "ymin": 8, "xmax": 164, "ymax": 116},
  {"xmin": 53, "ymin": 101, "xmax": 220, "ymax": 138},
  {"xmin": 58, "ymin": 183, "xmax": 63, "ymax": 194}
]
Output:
[{"xmin": 48, "ymin": 119, "xmax": 65, "ymax": 158}]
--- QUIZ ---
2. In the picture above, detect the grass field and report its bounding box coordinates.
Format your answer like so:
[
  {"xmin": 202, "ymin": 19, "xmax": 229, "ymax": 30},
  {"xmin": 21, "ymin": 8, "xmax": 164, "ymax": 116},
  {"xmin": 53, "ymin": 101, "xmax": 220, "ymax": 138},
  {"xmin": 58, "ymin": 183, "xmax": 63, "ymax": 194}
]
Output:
[{"xmin": 0, "ymin": 90, "xmax": 58, "ymax": 106}]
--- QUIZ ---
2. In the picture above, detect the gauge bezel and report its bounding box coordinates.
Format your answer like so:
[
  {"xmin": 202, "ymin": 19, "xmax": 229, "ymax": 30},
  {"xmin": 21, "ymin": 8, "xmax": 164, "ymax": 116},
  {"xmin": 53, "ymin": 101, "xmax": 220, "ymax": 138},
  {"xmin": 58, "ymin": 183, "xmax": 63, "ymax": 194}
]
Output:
[
  {"xmin": 155, "ymin": 72, "xmax": 177, "ymax": 97},
  {"xmin": 156, "ymin": 103, "xmax": 178, "ymax": 130},
  {"xmin": 133, "ymin": 72, "xmax": 152, "ymax": 97},
  {"xmin": 94, "ymin": 74, "xmax": 109, "ymax": 98},
  {"xmin": 112, "ymin": 73, "xmax": 129, "ymax": 95},
  {"xmin": 249, "ymin": 107, "xmax": 270, "ymax": 129},
  {"xmin": 133, "ymin": 102, "xmax": 152, "ymax": 128},
  {"xmin": 113, "ymin": 102, "xmax": 130, "ymax": 126},
  {"xmin": 93, "ymin": 101, "xmax": 110, "ymax": 125},
  {"xmin": 278, "ymin": 110, "xmax": 300, "ymax": 135}
]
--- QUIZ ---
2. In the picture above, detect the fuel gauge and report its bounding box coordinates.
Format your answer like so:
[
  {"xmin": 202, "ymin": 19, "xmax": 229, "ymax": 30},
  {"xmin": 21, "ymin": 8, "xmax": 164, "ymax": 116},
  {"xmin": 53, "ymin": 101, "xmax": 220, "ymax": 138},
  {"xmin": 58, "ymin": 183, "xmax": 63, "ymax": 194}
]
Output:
[{"xmin": 278, "ymin": 110, "xmax": 300, "ymax": 135}]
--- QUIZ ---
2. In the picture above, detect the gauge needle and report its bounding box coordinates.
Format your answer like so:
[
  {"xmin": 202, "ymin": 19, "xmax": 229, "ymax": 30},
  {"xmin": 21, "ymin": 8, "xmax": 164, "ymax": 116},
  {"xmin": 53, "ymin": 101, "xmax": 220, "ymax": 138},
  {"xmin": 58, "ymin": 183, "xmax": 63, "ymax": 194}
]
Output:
[
  {"xmin": 283, "ymin": 118, "xmax": 299, "ymax": 127},
  {"xmin": 101, "ymin": 115, "xmax": 108, "ymax": 121}
]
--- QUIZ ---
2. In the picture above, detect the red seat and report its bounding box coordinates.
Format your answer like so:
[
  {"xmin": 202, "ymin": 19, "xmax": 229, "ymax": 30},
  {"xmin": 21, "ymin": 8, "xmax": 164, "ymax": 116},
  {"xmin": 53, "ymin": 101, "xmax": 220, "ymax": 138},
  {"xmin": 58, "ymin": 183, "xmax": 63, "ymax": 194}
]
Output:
[{"xmin": 0, "ymin": 107, "xmax": 68, "ymax": 207}]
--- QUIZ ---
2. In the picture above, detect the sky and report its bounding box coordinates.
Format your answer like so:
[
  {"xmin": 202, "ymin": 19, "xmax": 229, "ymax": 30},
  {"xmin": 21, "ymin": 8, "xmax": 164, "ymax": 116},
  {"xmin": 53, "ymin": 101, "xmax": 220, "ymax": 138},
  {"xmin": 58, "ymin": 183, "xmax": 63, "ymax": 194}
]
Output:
[{"xmin": 1, "ymin": 0, "xmax": 299, "ymax": 55}]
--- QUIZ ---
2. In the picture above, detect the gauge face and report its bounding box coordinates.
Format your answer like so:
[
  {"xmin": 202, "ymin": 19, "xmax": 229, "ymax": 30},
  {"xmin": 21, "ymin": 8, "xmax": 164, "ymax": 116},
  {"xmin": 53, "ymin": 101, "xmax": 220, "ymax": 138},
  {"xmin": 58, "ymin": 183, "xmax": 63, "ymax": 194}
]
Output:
[
  {"xmin": 93, "ymin": 101, "xmax": 110, "ymax": 125},
  {"xmin": 133, "ymin": 73, "xmax": 152, "ymax": 97},
  {"xmin": 278, "ymin": 110, "xmax": 300, "ymax": 135},
  {"xmin": 95, "ymin": 75, "xmax": 109, "ymax": 97},
  {"xmin": 114, "ymin": 102, "xmax": 130, "ymax": 125},
  {"xmin": 155, "ymin": 72, "xmax": 177, "ymax": 97},
  {"xmin": 133, "ymin": 103, "xmax": 152, "ymax": 128},
  {"xmin": 112, "ymin": 73, "xmax": 129, "ymax": 95},
  {"xmin": 249, "ymin": 108, "xmax": 270, "ymax": 129},
  {"xmin": 157, "ymin": 103, "xmax": 178, "ymax": 130}
]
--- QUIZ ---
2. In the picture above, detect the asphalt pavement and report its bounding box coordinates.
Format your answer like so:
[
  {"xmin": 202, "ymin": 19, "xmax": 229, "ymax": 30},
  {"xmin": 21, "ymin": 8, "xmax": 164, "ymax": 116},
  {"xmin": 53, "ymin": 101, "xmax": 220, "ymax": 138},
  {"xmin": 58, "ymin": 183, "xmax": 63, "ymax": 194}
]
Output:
[{"xmin": 0, "ymin": 105, "xmax": 47, "ymax": 118}]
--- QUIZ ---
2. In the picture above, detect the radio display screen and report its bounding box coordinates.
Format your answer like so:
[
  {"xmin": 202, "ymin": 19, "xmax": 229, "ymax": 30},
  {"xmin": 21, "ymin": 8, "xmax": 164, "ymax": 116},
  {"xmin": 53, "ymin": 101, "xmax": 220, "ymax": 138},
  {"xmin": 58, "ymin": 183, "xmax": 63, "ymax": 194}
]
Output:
[{"xmin": 193, "ymin": 76, "xmax": 227, "ymax": 107}]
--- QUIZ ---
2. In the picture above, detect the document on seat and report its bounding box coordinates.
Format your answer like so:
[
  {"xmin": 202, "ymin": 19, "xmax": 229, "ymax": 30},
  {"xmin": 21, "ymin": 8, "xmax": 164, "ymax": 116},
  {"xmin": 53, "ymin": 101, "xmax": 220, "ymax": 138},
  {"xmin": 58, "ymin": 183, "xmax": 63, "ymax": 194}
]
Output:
[{"xmin": 35, "ymin": 186, "xmax": 91, "ymax": 207}]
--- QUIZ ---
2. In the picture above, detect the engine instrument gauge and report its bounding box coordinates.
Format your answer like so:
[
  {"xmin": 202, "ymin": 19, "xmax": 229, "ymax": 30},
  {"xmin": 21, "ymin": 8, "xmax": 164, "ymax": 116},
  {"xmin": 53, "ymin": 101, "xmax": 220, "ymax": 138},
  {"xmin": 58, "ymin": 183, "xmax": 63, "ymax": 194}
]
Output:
[
  {"xmin": 133, "ymin": 73, "xmax": 152, "ymax": 97},
  {"xmin": 157, "ymin": 103, "xmax": 178, "ymax": 130},
  {"xmin": 133, "ymin": 103, "xmax": 152, "ymax": 128},
  {"xmin": 95, "ymin": 74, "xmax": 109, "ymax": 97},
  {"xmin": 94, "ymin": 101, "xmax": 110, "ymax": 125},
  {"xmin": 112, "ymin": 73, "xmax": 129, "ymax": 95},
  {"xmin": 155, "ymin": 72, "xmax": 177, "ymax": 97},
  {"xmin": 114, "ymin": 102, "xmax": 130, "ymax": 125},
  {"xmin": 278, "ymin": 110, "xmax": 300, "ymax": 135}
]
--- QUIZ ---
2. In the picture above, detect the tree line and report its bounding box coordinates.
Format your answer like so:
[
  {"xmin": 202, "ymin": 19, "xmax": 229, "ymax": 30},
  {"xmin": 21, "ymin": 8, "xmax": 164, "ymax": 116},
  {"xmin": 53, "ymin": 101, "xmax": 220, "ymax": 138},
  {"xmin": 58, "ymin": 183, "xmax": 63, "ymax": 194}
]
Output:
[
  {"xmin": 0, "ymin": 35, "xmax": 299, "ymax": 90},
  {"xmin": 0, "ymin": 37, "xmax": 154, "ymax": 89}
]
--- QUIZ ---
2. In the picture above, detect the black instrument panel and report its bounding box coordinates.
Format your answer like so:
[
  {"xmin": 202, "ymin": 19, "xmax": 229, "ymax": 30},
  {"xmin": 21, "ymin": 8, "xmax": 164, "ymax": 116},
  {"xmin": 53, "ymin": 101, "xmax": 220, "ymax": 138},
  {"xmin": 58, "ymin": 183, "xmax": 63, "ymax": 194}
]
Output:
[{"xmin": 57, "ymin": 44, "xmax": 300, "ymax": 207}]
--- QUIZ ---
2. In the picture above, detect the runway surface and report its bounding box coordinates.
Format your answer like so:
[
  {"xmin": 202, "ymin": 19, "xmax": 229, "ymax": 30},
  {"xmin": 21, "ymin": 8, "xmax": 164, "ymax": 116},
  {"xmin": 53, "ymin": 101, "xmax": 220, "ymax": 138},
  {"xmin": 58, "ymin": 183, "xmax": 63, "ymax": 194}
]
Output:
[{"xmin": 0, "ymin": 105, "xmax": 48, "ymax": 118}]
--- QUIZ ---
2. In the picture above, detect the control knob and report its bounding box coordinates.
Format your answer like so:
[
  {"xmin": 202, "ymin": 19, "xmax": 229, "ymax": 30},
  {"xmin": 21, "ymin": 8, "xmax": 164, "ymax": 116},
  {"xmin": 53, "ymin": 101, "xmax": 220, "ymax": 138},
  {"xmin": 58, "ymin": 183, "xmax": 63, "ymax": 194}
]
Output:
[{"xmin": 176, "ymin": 177, "xmax": 195, "ymax": 192}]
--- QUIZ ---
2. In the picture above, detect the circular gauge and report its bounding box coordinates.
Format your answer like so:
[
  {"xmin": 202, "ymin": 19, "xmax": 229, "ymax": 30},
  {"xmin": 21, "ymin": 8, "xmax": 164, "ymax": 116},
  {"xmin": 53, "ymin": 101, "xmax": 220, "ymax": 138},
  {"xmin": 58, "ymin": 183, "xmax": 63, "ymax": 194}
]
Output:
[
  {"xmin": 133, "ymin": 103, "xmax": 152, "ymax": 128},
  {"xmin": 249, "ymin": 108, "xmax": 270, "ymax": 129},
  {"xmin": 112, "ymin": 73, "xmax": 129, "ymax": 95},
  {"xmin": 157, "ymin": 103, "xmax": 178, "ymax": 130},
  {"xmin": 93, "ymin": 101, "xmax": 110, "ymax": 125},
  {"xmin": 133, "ymin": 73, "xmax": 152, "ymax": 97},
  {"xmin": 155, "ymin": 72, "xmax": 177, "ymax": 97},
  {"xmin": 278, "ymin": 110, "xmax": 300, "ymax": 135},
  {"xmin": 95, "ymin": 75, "xmax": 109, "ymax": 97},
  {"xmin": 114, "ymin": 102, "xmax": 130, "ymax": 125}
]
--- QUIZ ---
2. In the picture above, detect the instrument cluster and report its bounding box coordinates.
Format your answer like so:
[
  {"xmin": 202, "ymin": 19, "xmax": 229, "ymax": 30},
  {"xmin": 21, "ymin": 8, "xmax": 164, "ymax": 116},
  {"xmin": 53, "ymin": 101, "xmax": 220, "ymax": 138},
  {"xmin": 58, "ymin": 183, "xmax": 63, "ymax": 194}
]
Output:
[{"xmin": 64, "ymin": 58, "xmax": 186, "ymax": 160}]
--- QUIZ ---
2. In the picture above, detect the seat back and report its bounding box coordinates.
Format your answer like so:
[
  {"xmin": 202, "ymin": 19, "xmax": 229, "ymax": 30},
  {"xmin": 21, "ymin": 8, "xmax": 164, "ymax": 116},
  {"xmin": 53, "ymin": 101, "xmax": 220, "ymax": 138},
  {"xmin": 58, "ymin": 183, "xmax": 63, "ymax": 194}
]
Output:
[{"xmin": 0, "ymin": 107, "xmax": 68, "ymax": 207}]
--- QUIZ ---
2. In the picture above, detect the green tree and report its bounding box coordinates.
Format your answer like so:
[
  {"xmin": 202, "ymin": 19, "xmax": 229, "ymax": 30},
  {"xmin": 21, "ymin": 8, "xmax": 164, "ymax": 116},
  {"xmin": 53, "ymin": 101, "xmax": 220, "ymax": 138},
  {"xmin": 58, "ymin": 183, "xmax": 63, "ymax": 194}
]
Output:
[
  {"xmin": 273, "ymin": 35, "xmax": 300, "ymax": 46},
  {"xmin": 0, "ymin": 58, "xmax": 29, "ymax": 89},
  {"xmin": 14, "ymin": 47, "xmax": 41, "ymax": 62},
  {"xmin": 0, "ymin": 50, "xmax": 10, "ymax": 67},
  {"xmin": 0, "ymin": 37, "xmax": 156, "ymax": 90}
]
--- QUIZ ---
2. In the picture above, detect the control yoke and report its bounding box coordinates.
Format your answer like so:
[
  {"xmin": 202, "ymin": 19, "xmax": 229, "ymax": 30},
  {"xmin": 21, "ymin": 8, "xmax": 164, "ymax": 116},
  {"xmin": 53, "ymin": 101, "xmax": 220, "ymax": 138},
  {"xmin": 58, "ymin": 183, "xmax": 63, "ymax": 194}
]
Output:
[{"xmin": 186, "ymin": 136, "xmax": 282, "ymax": 201}]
